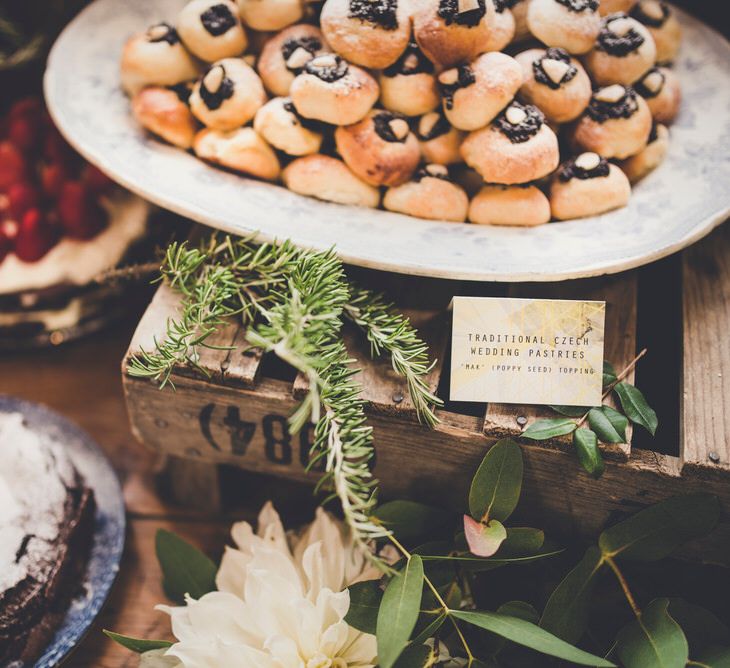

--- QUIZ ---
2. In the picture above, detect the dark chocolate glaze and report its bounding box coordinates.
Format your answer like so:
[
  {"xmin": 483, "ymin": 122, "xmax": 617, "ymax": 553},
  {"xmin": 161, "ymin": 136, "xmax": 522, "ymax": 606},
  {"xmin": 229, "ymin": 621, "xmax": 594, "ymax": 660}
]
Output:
[
  {"xmin": 413, "ymin": 165, "xmax": 452, "ymax": 182},
  {"xmin": 372, "ymin": 111, "xmax": 409, "ymax": 143},
  {"xmin": 147, "ymin": 22, "xmax": 179, "ymax": 45},
  {"xmin": 439, "ymin": 64, "xmax": 476, "ymax": 110},
  {"xmin": 200, "ymin": 66, "xmax": 235, "ymax": 110},
  {"xmin": 170, "ymin": 82, "xmax": 193, "ymax": 103},
  {"xmin": 558, "ymin": 155, "xmax": 610, "ymax": 182},
  {"xmin": 304, "ymin": 55, "xmax": 349, "ymax": 82},
  {"xmin": 630, "ymin": 1, "xmax": 670, "ymax": 28},
  {"xmin": 648, "ymin": 121, "xmax": 659, "ymax": 143},
  {"xmin": 634, "ymin": 67, "xmax": 665, "ymax": 98},
  {"xmin": 533, "ymin": 47, "xmax": 578, "ymax": 90},
  {"xmin": 586, "ymin": 86, "xmax": 639, "ymax": 122},
  {"xmin": 494, "ymin": 0, "xmax": 519, "ymax": 12},
  {"xmin": 281, "ymin": 36, "xmax": 323, "ymax": 73},
  {"xmin": 438, "ymin": 0, "xmax": 486, "ymax": 27},
  {"xmin": 283, "ymin": 100, "xmax": 323, "ymax": 132},
  {"xmin": 554, "ymin": 0, "xmax": 599, "ymax": 12},
  {"xmin": 383, "ymin": 42, "xmax": 434, "ymax": 77},
  {"xmin": 597, "ymin": 13, "xmax": 645, "ymax": 56},
  {"xmin": 416, "ymin": 112, "xmax": 451, "ymax": 141},
  {"xmin": 200, "ymin": 3, "xmax": 237, "ymax": 36},
  {"xmin": 348, "ymin": 0, "xmax": 399, "ymax": 29},
  {"xmin": 494, "ymin": 102, "xmax": 544, "ymax": 143}
]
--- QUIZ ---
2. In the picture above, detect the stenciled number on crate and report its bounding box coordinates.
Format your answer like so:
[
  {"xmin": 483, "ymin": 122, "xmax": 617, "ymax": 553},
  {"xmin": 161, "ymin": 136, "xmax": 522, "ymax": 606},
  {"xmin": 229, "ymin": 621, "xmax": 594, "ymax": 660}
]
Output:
[{"xmin": 198, "ymin": 403, "xmax": 325, "ymax": 471}]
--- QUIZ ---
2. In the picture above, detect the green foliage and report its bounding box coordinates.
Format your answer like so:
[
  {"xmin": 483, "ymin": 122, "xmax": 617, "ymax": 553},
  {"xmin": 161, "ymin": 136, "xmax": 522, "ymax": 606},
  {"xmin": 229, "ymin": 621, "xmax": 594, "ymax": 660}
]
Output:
[
  {"xmin": 614, "ymin": 598, "xmax": 688, "ymax": 668},
  {"xmin": 588, "ymin": 406, "xmax": 628, "ymax": 444},
  {"xmin": 468, "ymin": 439, "xmax": 523, "ymax": 522},
  {"xmin": 103, "ymin": 631, "xmax": 172, "ymax": 653},
  {"xmin": 464, "ymin": 516, "xmax": 507, "ymax": 557},
  {"xmin": 377, "ymin": 555, "xmax": 424, "ymax": 668},
  {"xmin": 392, "ymin": 644, "xmax": 433, "ymax": 668},
  {"xmin": 155, "ymin": 530, "xmax": 216, "ymax": 603},
  {"xmin": 613, "ymin": 382, "xmax": 658, "ymax": 435},
  {"xmin": 521, "ymin": 418, "xmax": 577, "ymax": 440},
  {"xmin": 374, "ymin": 500, "xmax": 454, "ymax": 545},
  {"xmin": 603, "ymin": 361, "xmax": 618, "ymax": 387},
  {"xmin": 574, "ymin": 428, "xmax": 605, "ymax": 479},
  {"xmin": 345, "ymin": 580, "xmax": 382, "ymax": 635}
]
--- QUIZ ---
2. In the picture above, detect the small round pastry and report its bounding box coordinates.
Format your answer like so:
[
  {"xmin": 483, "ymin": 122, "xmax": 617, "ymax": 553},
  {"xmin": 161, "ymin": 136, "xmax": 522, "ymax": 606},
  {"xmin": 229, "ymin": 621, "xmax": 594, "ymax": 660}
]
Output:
[
  {"xmin": 236, "ymin": 0, "xmax": 303, "ymax": 31},
  {"xmin": 120, "ymin": 23, "xmax": 200, "ymax": 95},
  {"xmin": 526, "ymin": 0, "xmax": 601, "ymax": 55},
  {"xmin": 131, "ymin": 86, "xmax": 198, "ymax": 149},
  {"xmin": 335, "ymin": 110, "xmax": 420, "ymax": 186},
  {"xmin": 253, "ymin": 97, "xmax": 323, "ymax": 156},
  {"xmin": 483, "ymin": 0, "xmax": 516, "ymax": 51},
  {"xmin": 630, "ymin": 1, "xmax": 681, "ymax": 63},
  {"xmin": 193, "ymin": 127, "xmax": 281, "ymax": 180},
  {"xmin": 620, "ymin": 122, "xmax": 669, "ymax": 183},
  {"xmin": 633, "ymin": 66, "xmax": 680, "ymax": 124},
  {"xmin": 379, "ymin": 42, "xmax": 440, "ymax": 117},
  {"xmin": 599, "ymin": 0, "xmax": 637, "ymax": 15},
  {"xmin": 320, "ymin": 0, "xmax": 411, "ymax": 69},
  {"xmin": 439, "ymin": 52, "xmax": 523, "ymax": 131},
  {"xmin": 258, "ymin": 25, "xmax": 331, "ymax": 97},
  {"xmin": 177, "ymin": 0, "xmax": 247, "ymax": 62},
  {"xmin": 282, "ymin": 154, "xmax": 381, "ymax": 207},
  {"xmin": 584, "ymin": 13, "xmax": 657, "ymax": 86},
  {"xmin": 469, "ymin": 184, "xmax": 551, "ymax": 226},
  {"xmin": 413, "ymin": 0, "xmax": 491, "ymax": 69},
  {"xmin": 550, "ymin": 151, "xmax": 631, "ymax": 219},
  {"xmin": 460, "ymin": 101, "xmax": 560, "ymax": 183},
  {"xmin": 572, "ymin": 84, "xmax": 652, "ymax": 158},
  {"xmin": 383, "ymin": 164, "xmax": 469, "ymax": 221},
  {"xmin": 508, "ymin": 0, "xmax": 532, "ymax": 42},
  {"xmin": 189, "ymin": 59, "xmax": 267, "ymax": 130},
  {"xmin": 515, "ymin": 47, "xmax": 591, "ymax": 123},
  {"xmin": 289, "ymin": 55, "xmax": 379, "ymax": 125},
  {"xmin": 415, "ymin": 111, "xmax": 465, "ymax": 164}
]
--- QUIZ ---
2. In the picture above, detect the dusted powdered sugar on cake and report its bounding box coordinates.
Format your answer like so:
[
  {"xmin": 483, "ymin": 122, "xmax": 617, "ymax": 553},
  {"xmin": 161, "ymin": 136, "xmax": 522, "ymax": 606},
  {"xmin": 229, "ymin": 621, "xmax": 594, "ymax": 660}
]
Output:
[{"xmin": 0, "ymin": 413, "xmax": 79, "ymax": 592}]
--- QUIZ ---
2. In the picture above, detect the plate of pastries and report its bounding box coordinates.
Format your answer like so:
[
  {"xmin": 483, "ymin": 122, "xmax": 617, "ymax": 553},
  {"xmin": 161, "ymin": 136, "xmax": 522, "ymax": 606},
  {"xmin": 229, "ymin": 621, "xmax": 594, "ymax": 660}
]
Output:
[{"xmin": 44, "ymin": 0, "xmax": 730, "ymax": 281}]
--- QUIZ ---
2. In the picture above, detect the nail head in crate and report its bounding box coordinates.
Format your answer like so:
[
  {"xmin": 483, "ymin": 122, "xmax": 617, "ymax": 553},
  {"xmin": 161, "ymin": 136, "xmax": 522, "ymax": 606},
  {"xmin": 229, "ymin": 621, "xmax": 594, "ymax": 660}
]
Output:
[{"xmin": 123, "ymin": 224, "xmax": 730, "ymax": 565}]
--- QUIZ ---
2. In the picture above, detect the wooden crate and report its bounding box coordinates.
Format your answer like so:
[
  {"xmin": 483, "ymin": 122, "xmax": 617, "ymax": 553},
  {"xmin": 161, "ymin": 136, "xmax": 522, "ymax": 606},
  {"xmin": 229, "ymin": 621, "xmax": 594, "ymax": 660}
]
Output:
[{"xmin": 123, "ymin": 224, "xmax": 730, "ymax": 565}]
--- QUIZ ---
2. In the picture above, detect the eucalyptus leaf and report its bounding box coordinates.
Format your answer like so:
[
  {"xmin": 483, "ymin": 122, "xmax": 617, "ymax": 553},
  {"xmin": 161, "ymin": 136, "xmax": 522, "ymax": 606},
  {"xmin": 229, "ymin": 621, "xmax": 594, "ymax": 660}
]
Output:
[
  {"xmin": 392, "ymin": 644, "xmax": 433, "ymax": 668},
  {"xmin": 521, "ymin": 418, "xmax": 577, "ymax": 441},
  {"xmin": 482, "ymin": 602, "xmax": 541, "ymax": 658},
  {"xmin": 450, "ymin": 610, "xmax": 615, "ymax": 667},
  {"xmin": 550, "ymin": 405, "xmax": 588, "ymax": 418},
  {"xmin": 574, "ymin": 428, "xmax": 605, "ymax": 479},
  {"xmin": 410, "ymin": 613, "xmax": 447, "ymax": 645},
  {"xmin": 540, "ymin": 546, "xmax": 604, "ymax": 644},
  {"xmin": 464, "ymin": 516, "xmax": 507, "ymax": 557},
  {"xmin": 598, "ymin": 493, "xmax": 720, "ymax": 561},
  {"xmin": 155, "ymin": 530, "xmax": 217, "ymax": 603},
  {"xmin": 103, "ymin": 631, "xmax": 173, "ymax": 653},
  {"xmin": 499, "ymin": 527, "xmax": 545, "ymax": 556},
  {"xmin": 377, "ymin": 555, "xmax": 424, "ymax": 668},
  {"xmin": 346, "ymin": 580, "xmax": 382, "ymax": 635},
  {"xmin": 614, "ymin": 382, "xmax": 658, "ymax": 435},
  {"xmin": 696, "ymin": 645, "xmax": 730, "ymax": 668},
  {"xmin": 588, "ymin": 406, "xmax": 628, "ymax": 444},
  {"xmin": 603, "ymin": 361, "xmax": 618, "ymax": 387},
  {"xmin": 419, "ymin": 545, "xmax": 564, "ymax": 570},
  {"xmin": 668, "ymin": 599, "xmax": 730, "ymax": 653},
  {"xmin": 468, "ymin": 438, "xmax": 524, "ymax": 522},
  {"xmin": 375, "ymin": 500, "xmax": 454, "ymax": 544},
  {"xmin": 615, "ymin": 598, "xmax": 688, "ymax": 668}
]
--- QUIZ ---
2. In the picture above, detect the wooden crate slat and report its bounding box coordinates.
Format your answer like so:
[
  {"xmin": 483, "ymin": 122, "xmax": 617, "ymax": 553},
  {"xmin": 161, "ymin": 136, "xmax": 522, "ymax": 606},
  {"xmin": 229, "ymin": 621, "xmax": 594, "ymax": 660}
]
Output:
[
  {"xmin": 681, "ymin": 223, "xmax": 730, "ymax": 478},
  {"xmin": 482, "ymin": 273, "xmax": 638, "ymax": 461}
]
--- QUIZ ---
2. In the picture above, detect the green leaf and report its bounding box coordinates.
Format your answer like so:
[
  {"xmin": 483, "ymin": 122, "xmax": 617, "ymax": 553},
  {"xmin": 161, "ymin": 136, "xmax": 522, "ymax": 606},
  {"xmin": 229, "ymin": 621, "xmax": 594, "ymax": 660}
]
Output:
[
  {"xmin": 420, "ymin": 544, "xmax": 564, "ymax": 570},
  {"xmin": 464, "ymin": 516, "xmax": 507, "ymax": 557},
  {"xmin": 614, "ymin": 382, "xmax": 658, "ymax": 435},
  {"xmin": 411, "ymin": 612, "xmax": 447, "ymax": 645},
  {"xmin": 155, "ymin": 529, "xmax": 217, "ymax": 603},
  {"xmin": 574, "ymin": 428, "xmax": 605, "ymax": 479},
  {"xmin": 521, "ymin": 418, "xmax": 577, "ymax": 441},
  {"xmin": 103, "ymin": 630, "xmax": 173, "ymax": 653},
  {"xmin": 603, "ymin": 361, "xmax": 618, "ymax": 387},
  {"xmin": 374, "ymin": 500, "xmax": 453, "ymax": 545},
  {"xmin": 377, "ymin": 555, "xmax": 424, "ymax": 668},
  {"xmin": 499, "ymin": 601, "xmax": 540, "ymax": 625},
  {"xmin": 696, "ymin": 645, "xmax": 730, "ymax": 668},
  {"xmin": 450, "ymin": 610, "xmax": 615, "ymax": 667},
  {"xmin": 346, "ymin": 580, "xmax": 382, "ymax": 634},
  {"xmin": 392, "ymin": 644, "xmax": 433, "ymax": 668},
  {"xmin": 599, "ymin": 493, "xmax": 720, "ymax": 561},
  {"xmin": 588, "ymin": 406, "xmax": 628, "ymax": 444},
  {"xmin": 550, "ymin": 405, "xmax": 588, "ymax": 418},
  {"xmin": 615, "ymin": 598, "xmax": 688, "ymax": 668},
  {"xmin": 468, "ymin": 438, "xmax": 524, "ymax": 522},
  {"xmin": 668, "ymin": 599, "xmax": 729, "ymax": 653},
  {"xmin": 540, "ymin": 546, "xmax": 604, "ymax": 644},
  {"xmin": 499, "ymin": 527, "xmax": 545, "ymax": 555}
]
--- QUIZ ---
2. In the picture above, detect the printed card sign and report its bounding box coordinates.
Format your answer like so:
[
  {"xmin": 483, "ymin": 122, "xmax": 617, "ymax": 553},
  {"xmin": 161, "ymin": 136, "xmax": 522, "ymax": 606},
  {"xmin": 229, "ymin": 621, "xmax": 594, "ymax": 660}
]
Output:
[{"xmin": 450, "ymin": 296, "xmax": 605, "ymax": 406}]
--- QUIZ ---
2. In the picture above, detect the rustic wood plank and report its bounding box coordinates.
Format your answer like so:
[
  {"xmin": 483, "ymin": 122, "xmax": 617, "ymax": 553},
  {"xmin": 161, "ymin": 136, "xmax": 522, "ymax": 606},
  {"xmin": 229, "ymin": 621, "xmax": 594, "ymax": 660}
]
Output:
[
  {"xmin": 483, "ymin": 272, "xmax": 638, "ymax": 461},
  {"xmin": 165, "ymin": 456, "xmax": 222, "ymax": 512},
  {"xmin": 681, "ymin": 223, "xmax": 730, "ymax": 478}
]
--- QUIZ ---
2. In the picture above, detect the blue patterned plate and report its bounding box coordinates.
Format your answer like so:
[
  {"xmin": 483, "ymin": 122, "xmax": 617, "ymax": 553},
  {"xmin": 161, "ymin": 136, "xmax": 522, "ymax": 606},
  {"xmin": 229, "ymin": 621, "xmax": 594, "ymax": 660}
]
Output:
[{"xmin": 0, "ymin": 396, "xmax": 125, "ymax": 668}]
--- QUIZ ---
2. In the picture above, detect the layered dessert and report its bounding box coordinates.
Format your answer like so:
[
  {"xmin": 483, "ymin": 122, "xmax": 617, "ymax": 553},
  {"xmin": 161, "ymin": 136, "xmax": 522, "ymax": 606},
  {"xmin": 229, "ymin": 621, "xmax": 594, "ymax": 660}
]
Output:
[{"xmin": 0, "ymin": 412, "xmax": 95, "ymax": 666}]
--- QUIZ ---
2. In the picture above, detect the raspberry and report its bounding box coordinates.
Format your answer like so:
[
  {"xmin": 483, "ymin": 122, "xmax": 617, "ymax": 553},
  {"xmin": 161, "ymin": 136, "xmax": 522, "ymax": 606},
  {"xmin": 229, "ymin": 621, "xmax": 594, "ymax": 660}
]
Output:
[
  {"xmin": 41, "ymin": 162, "xmax": 69, "ymax": 198},
  {"xmin": 0, "ymin": 141, "xmax": 28, "ymax": 190},
  {"xmin": 7, "ymin": 115, "xmax": 40, "ymax": 154},
  {"xmin": 58, "ymin": 181, "xmax": 108, "ymax": 240},
  {"xmin": 8, "ymin": 98, "xmax": 43, "ymax": 123},
  {"xmin": 83, "ymin": 164, "xmax": 115, "ymax": 195},
  {"xmin": 14, "ymin": 209, "xmax": 59, "ymax": 262},
  {"xmin": 3, "ymin": 182, "xmax": 40, "ymax": 220}
]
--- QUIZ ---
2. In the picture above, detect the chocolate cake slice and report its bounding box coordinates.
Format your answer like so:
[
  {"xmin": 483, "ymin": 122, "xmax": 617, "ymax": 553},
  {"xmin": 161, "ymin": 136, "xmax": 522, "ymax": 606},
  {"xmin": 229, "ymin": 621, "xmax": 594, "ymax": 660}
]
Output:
[{"xmin": 0, "ymin": 413, "xmax": 95, "ymax": 666}]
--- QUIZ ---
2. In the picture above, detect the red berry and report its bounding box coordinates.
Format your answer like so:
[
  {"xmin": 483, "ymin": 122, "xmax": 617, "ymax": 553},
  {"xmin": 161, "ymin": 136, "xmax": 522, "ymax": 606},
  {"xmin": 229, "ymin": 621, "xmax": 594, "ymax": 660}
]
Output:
[
  {"xmin": 8, "ymin": 98, "xmax": 43, "ymax": 123},
  {"xmin": 82, "ymin": 164, "xmax": 115, "ymax": 195},
  {"xmin": 57, "ymin": 181, "xmax": 108, "ymax": 240},
  {"xmin": 0, "ymin": 229, "xmax": 11, "ymax": 264},
  {"xmin": 41, "ymin": 162, "xmax": 69, "ymax": 198},
  {"xmin": 3, "ymin": 182, "xmax": 40, "ymax": 219},
  {"xmin": 7, "ymin": 115, "xmax": 40, "ymax": 154},
  {"xmin": 0, "ymin": 141, "xmax": 28, "ymax": 190},
  {"xmin": 43, "ymin": 128, "xmax": 75, "ymax": 167},
  {"xmin": 14, "ymin": 209, "xmax": 59, "ymax": 262}
]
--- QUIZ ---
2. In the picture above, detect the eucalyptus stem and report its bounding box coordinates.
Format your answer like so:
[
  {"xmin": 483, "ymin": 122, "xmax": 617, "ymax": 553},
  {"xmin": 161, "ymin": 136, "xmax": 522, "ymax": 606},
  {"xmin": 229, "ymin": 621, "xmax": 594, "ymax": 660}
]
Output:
[{"xmin": 603, "ymin": 555, "xmax": 641, "ymax": 618}]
